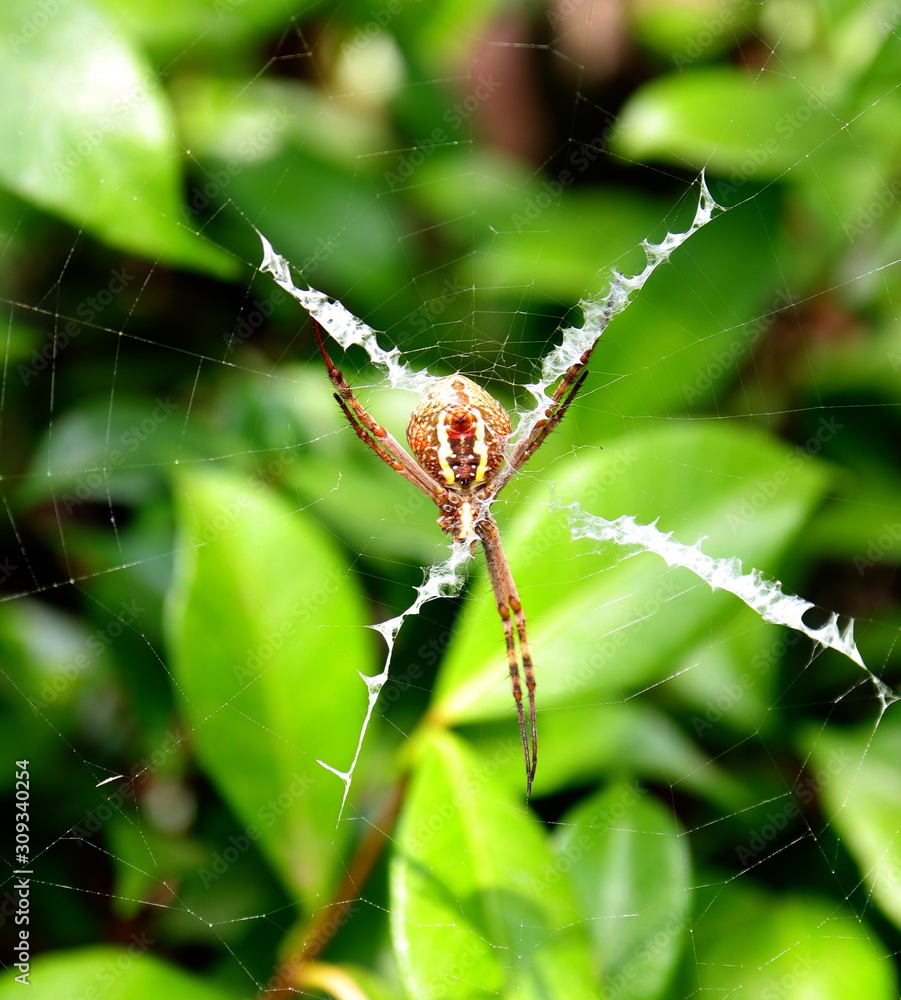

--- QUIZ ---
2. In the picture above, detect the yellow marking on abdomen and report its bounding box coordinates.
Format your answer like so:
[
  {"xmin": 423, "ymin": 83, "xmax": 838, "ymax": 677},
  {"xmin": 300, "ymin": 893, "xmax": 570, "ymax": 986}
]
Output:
[
  {"xmin": 436, "ymin": 407, "xmax": 490, "ymax": 487},
  {"xmin": 457, "ymin": 501, "xmax": 476, "ymax": 541},
  {"xmin": 471, "ymin": 430, "xmax": 489, "ymax": 484},
  {"xmin": 435, "ymin": 416, "xmax": 457, "ymax": 485}
]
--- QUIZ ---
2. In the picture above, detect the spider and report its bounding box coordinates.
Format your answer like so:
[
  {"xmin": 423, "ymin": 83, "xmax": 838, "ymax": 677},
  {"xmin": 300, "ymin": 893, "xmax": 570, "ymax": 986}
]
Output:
[{"xmin": 313, "ymin": 322, "xmax": 601, "ymax": 796}]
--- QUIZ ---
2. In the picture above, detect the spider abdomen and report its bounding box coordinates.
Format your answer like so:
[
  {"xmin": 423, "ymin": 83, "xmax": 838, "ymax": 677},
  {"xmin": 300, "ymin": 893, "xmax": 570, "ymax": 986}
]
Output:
[{"xmin": 406, "ymin": 375, "xmax": 510, "ymax": 491}]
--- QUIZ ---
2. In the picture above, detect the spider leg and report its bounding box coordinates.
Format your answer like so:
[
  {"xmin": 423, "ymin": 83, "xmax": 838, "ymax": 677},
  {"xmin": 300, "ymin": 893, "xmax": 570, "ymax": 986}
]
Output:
[
  {"xmin": 510, "ymin": 593, "xmax": 537, "ymax": 793},
  {"xmin": 313, "ymin": 320, "xmax": 397, "ymax": 457},
  {"xmin": 495, "ymin": 339, "xmax": 598, "ymax": 494},
  {"xmin": 517, "ymin": 368, "xmax": 589, "ymax": 462},
  {"xmin": 311, "ymin": 321, "xmax": 444, "ymax": 501},
  {"xmin": 331, "ymin": 392, "xmax": 405, "ymax": 471},
  {"xmin": 477, "ymin": 515, "xmax": 537, "ymax": 796}
]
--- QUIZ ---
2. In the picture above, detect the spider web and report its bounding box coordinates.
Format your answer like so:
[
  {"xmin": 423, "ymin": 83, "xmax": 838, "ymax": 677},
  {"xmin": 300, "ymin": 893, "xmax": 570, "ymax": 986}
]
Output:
[
  {"xmin": 259, "ymin": 178, "xmax": 892, "ymax": 821},
  {"xmin": 1, "ymin": 2, "xmax": 900, "ymax": 999}
]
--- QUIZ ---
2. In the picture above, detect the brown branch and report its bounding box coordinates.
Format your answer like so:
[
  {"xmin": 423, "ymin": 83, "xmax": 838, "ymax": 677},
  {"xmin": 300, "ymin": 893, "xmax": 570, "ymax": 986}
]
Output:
[{"xmin": 261, "ymin": 774, "xmax": 408, "ymax": 999}]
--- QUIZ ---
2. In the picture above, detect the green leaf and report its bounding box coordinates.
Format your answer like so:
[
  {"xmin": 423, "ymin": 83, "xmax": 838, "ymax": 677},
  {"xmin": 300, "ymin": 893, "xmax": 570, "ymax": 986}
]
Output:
[
  {"xmin": 390, "ymin": 729, "xmax": 597, "ymax": 1000},
  {"xmin": 97, "ymin": 0, "xmax": 298, "ymax": 54},
  {"xmin": 689, "ymin": 888, "xmax": 897, "ymax": 998},
  {"xmin": 297, "ymin": 961, "xmax": 398, "ymax": 1000},
  {"xmin": 432, "ymin": 422, "xmax": 832, "ymax": 759},
  {"xmin": 804, "ymin": 712, "xmax": 901, "ymax": 933},
  {"xmin": 21, "ymin": 394, "xmax": 188, "ymax": 508},
  {"xmin": 0, "ymin": 599, "xmax": 117, "ymax": 780},
  {"xmin": 669, "ymin": 603, "xmax": 784, "ymax": 737},
  {"xmin": 554, "ymin": 783, "xmax": 691, "ymax": 1000},
  {"xmin": 409, "ymin": 153, "xmax": 666, "ymax": 303},
  {"xmin": 466, "ymin": 701, "xmax": 749, "ymax": 811},
  {"xmin": 0, "ymin": 0, "xmax": 233, "ymax": 275},
  {"xmin": 568, "ymin": 193, "xmax": 784, "ymax": 435},
  {"xmin": 612, "ymin": 66, "xmax": 835, "ymax": 177},
  {"xmin": 165, "ymin": 468, "xmax": 374, "ymax": 904},
  {"xmin": 0, "ymin": 946, "xmax": 235, "ymax": 999},
  {"xmin": 631, "ymin": 0, "xmax": 755, "ymax": 61},
  {"xmin": 0, "ymin": 599, "xmax": 114, "ymax": 715}
]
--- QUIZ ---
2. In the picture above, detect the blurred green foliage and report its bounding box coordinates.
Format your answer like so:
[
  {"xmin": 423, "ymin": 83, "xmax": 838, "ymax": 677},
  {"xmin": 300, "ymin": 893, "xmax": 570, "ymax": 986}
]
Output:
[{"xmin": 1, "ymin": 0, "xmax": 900, "ymax": 998}]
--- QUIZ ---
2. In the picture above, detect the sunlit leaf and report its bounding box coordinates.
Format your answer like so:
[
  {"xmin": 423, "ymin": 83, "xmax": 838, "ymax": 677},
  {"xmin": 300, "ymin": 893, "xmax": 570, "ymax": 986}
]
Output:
[
  {"xmin": 0, "ymin": 947, "xmax": 235, "ymax": 999},
  {"xmin": 612, "ymin": 67, "xmax": 835, "ymax": 177},
  {"xmin": 0, "ymin": 0, "xmax": 233, "ymax": 274},
  {"xmin": 166, "ymin": 468, "xmax": 373, "ymax": 904},
  {"xmin": 805, "ymin": 713, "xmax": 901, "ymax": 933},
  {"xmin": 689, "ymin": 887, "xmax": 897, "ymax": 998},
  {"xmin": 390, "ymin": 729, "xmax": 597, "ymax": 999},
  {"xmin": 554, "ymin": 783, "xmax": 692, "ymax": 1000}
]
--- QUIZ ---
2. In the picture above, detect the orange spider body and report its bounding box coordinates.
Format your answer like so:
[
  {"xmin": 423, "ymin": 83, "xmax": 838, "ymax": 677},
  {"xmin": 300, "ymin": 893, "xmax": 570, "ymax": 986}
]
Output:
[{"xmin": 406, "ymin": 376, "xmax": 511, "ymax": 542}]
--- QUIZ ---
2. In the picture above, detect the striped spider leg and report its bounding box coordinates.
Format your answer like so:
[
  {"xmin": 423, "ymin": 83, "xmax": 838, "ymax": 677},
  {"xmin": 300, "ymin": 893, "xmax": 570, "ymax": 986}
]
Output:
[{"xmin": 313, "ymin": 322, "xmax": 600, "ymax": 796}]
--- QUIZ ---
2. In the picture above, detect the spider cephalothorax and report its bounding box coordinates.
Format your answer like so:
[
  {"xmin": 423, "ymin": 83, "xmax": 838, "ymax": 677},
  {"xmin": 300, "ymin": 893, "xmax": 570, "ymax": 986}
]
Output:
[{"xmin": 313, "ymin": 321, "xmax": 597, "ymax": 796}]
